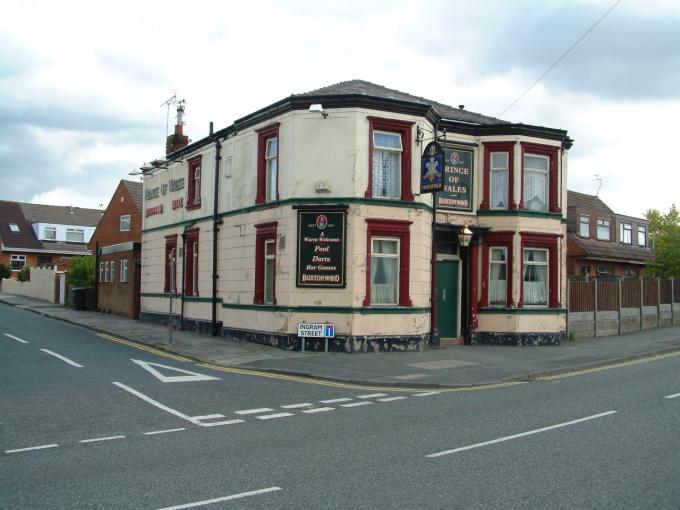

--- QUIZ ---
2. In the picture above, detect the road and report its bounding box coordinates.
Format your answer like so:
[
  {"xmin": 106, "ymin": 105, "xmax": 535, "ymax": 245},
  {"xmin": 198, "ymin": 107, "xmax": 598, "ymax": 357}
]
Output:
[{"xmin": 1, "ymin": 303, "xmax": 680, "ymax": 509}]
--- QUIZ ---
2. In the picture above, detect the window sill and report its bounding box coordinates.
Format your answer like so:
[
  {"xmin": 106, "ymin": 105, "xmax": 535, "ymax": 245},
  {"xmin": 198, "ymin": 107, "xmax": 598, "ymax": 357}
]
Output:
[
  {"xmin": 186, "ymin": 202, "xmax": 202, "ymax": 211},
  {"xmin": 480, "ymin": 307, "xmax": 567, "ymax": 315}
]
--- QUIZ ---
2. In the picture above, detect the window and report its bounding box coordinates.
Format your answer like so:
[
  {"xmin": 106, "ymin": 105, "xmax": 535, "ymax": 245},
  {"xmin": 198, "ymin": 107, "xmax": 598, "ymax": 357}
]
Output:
[
  {"xmin": 187, "ymin": 156, "xmax": 202, "ymax": 209},
  {"xmin": 579, "ymin": 215, "xmax": 590, "ymax": 238},
  {"xmin": 597, "ymin": 266, "xmax": 614, "ymax": 277},
  {"xmin": 109, "ymin": 259, "xmax": 115, "ymax": 283},
  {"xmin": 523, "ymin": 249, "xmax": 548, "ymax": 306},
  {"xmin": 623, "ymin": 268, "xmax": 638, "ymax": 279},
  {"xmin": 120, "ymin": 259, "xmax": 128, "ymax": 283},
  {"xmin": 256, "ymin": 124, "xmax": 280, "ymax": 204},
  {"xmin": 489, "ymin": 247, "xmax": 508, "ymax": 306},
  {"xmin": 254, "ymin": 222, "xmax": 277, "ymax": 304},
  {"xmin": 520, "ymin": 142, "xmax": 560, "ymax": 213},
  {"xmin": 482, "ymin": 142, "xmax": 515, "ymax": 210},
  {"xmin": 44, "ymin": 226, "xmax": 57, "ymax": 240},
  {"xmin": 597, "ymin": 219, "xmax": 610, "ymax": 240},
  {"xmin": 9, "ymin": 223, "xmax": 20, "ymax": 232},
  {"xmin": 10, "ymin": 254, "xmax": 26, "ymax": 271},
  {"xmin": 120, "ymin": 215, "xmax": 131, "ymax": 232},
  {"xmin": 581, "ymin": 265, "xmax": 591, "ymax": 276},
  {"xmin": 638, "ymin": 226, "xmax": 646, "ymax": 246},
  {"xmin": 481, "ymin": 232, "xmax": 514, "ymax": 308},
  {"xmin": 99, "ymin": 262, "xmax": 104, "ymax": 283},
  {"xmin": 520, "ymin": 233, "xmax": 560, "ymax": 308},
  {"xmin": 66, "ymin": 228, "xmax": 84, "ymax": 242},
  {"xmin": 164, "ymin": 235, "xmax": 178, "ymax": 293},
  {"xmin": 619, "ymin": 222, "xmax": 632, "ymax": 243},
  {"xmin": 184, "ymin": 229, "xmax": 199, "ymax": 296},
  {"xmin": 364, "ymin": 219, "xmax": 412, "ymax": 307},
  {"xmin": 365, "ymin": 117, "xmax": 414, "ymax": 201},
  {"xmin": 523, "ymin": 154, "xmax": 549, "ymax": 212},
  {"xmin": 104, "ymin": 261, "xmax": 110, "ymax": 283}
]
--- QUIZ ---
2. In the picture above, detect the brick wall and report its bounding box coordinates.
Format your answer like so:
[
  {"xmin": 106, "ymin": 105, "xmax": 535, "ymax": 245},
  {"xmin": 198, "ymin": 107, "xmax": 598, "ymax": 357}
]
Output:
[
  {"xmin": 97, "ymin": 248, "xmax": 140, "ymax": 318},
  {"xmin": 89, "ymin": 182, "xmax": 142, "ymax": 251}
]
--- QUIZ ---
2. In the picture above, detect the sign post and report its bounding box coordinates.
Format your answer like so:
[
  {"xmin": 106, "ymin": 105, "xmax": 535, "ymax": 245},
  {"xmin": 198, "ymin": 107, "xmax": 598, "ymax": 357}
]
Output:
[{"xmin": 298, "ymin": 322, "xmax": 335, "ymax": 352}]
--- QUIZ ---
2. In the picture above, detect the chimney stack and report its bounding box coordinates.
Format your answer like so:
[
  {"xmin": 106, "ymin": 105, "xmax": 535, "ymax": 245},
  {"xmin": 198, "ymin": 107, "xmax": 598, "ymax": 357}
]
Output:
[{"xmin": 166, "ymin": 100, "xmax": 189, "ymax": 156}]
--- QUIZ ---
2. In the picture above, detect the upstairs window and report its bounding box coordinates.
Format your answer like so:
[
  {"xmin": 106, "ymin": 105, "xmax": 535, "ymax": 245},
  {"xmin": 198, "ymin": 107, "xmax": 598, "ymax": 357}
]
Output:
[
  {"xmin": 265, "ymin": 137, "xmax": 278, "ymax": 202},
  {"xmin": 187, "ymin": 156, "xmax": 202, "ymax": 209},
  {"xmin": 620, "ymin": 223, "xmax": 632, "ymax": 244},
  {"xmin": 120, "ymin": 215, "xmax": 131, "ymax": 232},
  {"xmin": 66, "ymin": 228, "xmax": 84, "ymax": 242},
  {"xmin": 579, "ymin": 215, "xmax": 590, "ymax": 237},
  {"xmin": 637, "ymin": 226, "xmax": 646, "ymax": 246},
  {"xmin": 597, "ymin": 219, "xmax": 610, "ymax": 240},
  {"xmin": 372, "ymin": 131, "xmax": 402, "ymax": 199},
  {"xmin": 490, "ymin": 153, "xmax": 509, "ymax": 209},
  {"xmin": 523, "ymin": 154, "xmax": 549, "ymax": 212},
  {"xmin": 9, "ymin": 223, "xmax": 20, "ymax": 232},
  {"xmin": 44, "ymin": 226, "xmax": 57, "ymax": 240},
  {"xmin": 256, "ymin": 124, "xmax": 280, "ymax": 204}
]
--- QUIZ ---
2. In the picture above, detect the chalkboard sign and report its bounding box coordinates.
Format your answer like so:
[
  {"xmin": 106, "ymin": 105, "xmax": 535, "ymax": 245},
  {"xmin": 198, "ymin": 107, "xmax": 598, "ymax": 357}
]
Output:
[{"xmin": 297, "ymin": 210, "xmax": 346, "ymax": 287}]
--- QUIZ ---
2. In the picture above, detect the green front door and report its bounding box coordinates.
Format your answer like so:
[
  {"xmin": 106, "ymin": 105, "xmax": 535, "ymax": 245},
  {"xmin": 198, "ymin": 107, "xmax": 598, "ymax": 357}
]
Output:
[{"xmin": 437, "ymin": 260, "xmax": 459, "ymax": 338}]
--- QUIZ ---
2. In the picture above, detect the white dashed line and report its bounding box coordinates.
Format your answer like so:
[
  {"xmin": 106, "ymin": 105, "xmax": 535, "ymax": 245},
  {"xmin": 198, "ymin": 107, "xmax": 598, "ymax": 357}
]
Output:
[
  {"xmin": 235, "ymin": 408, "xmax": 273, "ymax": 415},
  {"xmin": 413, "ymin": 391, "xmax": 441, "ymax": 397},
  {"xmin": 378, "ymin": 396, "xmax": 407, "ymax": 402},
  {"xmin": 79, "ymin": 435, "xmax": 126, "ymax": 444},
  {"xmin": 3, "ymin": 333, "xmax": 28, "ymax": 344},
  {"xmin": 341, "ymin": 402, "xmax": 373, "ymax": 408},
  {"xmin": 191, "ymin": 414, "xmax": 225, "ymax": 420},
  {"xmin": 144, "ymin": 428, "xmax": 187, "ymax": 436},
  {"xmin": 302, "ymin": 407, "xmax": 334, "ymax": 414},
  {"xmin": 320, "ymin": 398, "xmax": 352, "ymax": 404},
  {"xmin": 154, "ymin": 486, "xmax": 282, "ymax": 510},
  {"xmin": 40, "ymin": 349, "xmax": 83, "ymax": 367},
  {"xmin": 280, "ymin": 403, "xmax": 314, "ymax": 409},
  {"xmin": 665, "ymin": 392, "xmax": 680, "ymax": 399},
  {"xmin": 5, "ymin": 444, "xmax": 58, "ymax": 454},
  {"xmin": 357, "ymin": 393, "xmax": 388, "ymax": 399},
  {"xmin": 199, "ymin": 419, "xmax": 244, "ymax": 427},
  {"xmin": 256, "ymin": 412, "xmax": 294, "ymax": 420}
]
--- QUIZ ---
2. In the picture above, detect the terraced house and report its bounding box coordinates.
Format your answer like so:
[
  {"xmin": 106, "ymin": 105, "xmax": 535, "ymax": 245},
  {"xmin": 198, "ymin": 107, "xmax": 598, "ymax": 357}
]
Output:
[{"xmin": 140, "ymin": 80, "xmax": 572, "ymax": 350}]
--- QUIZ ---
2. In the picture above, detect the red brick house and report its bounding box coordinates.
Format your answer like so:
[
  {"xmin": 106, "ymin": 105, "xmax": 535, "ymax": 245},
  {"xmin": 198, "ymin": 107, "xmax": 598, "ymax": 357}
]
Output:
[{"xmin": 89, "ymin": 180, "xmax": 143, "ymax": 318}]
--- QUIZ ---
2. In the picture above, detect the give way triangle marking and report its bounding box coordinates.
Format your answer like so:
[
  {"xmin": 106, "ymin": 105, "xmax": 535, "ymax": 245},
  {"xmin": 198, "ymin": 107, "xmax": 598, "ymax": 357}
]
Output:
[{"xmin": 131, "ymin": 359, "xmax": 220, "ymax": 383}]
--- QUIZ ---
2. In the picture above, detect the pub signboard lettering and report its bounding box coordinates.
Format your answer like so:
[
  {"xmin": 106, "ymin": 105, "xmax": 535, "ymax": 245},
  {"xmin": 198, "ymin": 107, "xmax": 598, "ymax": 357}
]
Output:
[
  {"xmin": 297, "ymin": 210, "xmax": 346, "ymax": 288},
  {"xmin": 435, "ymin": 148, "xmax": 474, "ymax": 211},
  {"xmin": 420, "ymin": 141, "xmax": 444, "ymax": 194}
]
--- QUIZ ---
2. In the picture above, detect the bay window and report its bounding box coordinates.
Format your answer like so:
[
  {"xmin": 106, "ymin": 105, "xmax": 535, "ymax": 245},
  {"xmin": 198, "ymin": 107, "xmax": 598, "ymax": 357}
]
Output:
[
  {"xmin": 365, "ymin": 117, "xmax": 413, "ymax": 201},
  {"xmin": 523, "ymin": 154, "xmax": 549, "ymax": 212},
  {"xmin": 520, "ymin": 233, "xmax": 560, "ymax": 308},
  {"xmin": 490, "ymin": 153, "xmax": 509, "ymax": 209},
  {"xmin": 481, "ymin": 232, "xmax": 514, "ymax": 308},
  {"xmin": 489, "ymin": 247, "xmax": 508, "ymax": 306}
]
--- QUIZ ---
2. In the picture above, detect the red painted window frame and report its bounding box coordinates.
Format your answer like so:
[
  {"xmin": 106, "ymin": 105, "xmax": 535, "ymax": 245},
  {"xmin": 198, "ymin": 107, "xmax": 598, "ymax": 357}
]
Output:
[
  {"xmin": 183, "ymin": 228, "xmax": 199, "ymax": 297},
  {"xmin": 519, "ymin": 142, "xmax": 561, "ymax": 213},
  {"xmin": 254, "ymin": 221, "xmax": 278, "ymax": 304},
  {"xmin": 363, "ymin": 218, "xmax": 412, "ymax": 307},
  {"xmin": 481, "ymin": 142, "xmax": 516, "ymax": 210},
  {"xmin": 365, "ymin": 117, "xmax": 414, "ymax": 202},
  {"xmin": 186, "ymin": 155, "xmax": 202, "ymax": 210},
  {"xmin": 164, "ymin": 234, "xmax": 178, "ymax": 293},
  {"xmin": 481, "ymin": 232, "xmax": 514, "ymax": 308},
  {"xmin": 255, "ymin": 123, "xmax": 280, "ymax": 204},
  {"xmin": 519, "ymin": 232, "xmax": 560, "ymax": 308}
]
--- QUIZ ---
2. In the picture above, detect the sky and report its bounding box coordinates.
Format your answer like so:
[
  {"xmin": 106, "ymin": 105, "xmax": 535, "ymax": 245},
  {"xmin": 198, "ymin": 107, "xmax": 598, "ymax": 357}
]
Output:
[{"xmin": 1, "ymin": 0, "xmax": 678, "ymax": 218}]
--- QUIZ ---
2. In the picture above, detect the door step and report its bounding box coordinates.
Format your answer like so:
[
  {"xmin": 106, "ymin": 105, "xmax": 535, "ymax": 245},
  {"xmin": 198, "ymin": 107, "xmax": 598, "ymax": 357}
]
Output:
[{"xmin": 440, "ymin": 337, "xmax": 464, "ymax": 346}]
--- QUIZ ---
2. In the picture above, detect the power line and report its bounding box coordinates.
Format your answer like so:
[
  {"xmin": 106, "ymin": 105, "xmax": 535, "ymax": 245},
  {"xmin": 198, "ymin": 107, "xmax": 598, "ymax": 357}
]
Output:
[{"xmin": 498, "ymin": 0, "xmax": 622, "ymax": 118}]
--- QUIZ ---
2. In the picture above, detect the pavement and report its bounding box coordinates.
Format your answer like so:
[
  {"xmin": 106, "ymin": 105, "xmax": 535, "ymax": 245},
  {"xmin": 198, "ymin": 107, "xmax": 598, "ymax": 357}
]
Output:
[{"xmin": 2, "ymin": 291, "xmax": 680, "ymax": 388}]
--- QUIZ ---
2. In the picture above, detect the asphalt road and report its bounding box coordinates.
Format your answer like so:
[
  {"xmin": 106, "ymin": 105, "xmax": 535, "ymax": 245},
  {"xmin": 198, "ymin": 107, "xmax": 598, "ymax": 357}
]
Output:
[{"xmin": 1, "ymin": 303, "xmax": 680, "ymax": 509}]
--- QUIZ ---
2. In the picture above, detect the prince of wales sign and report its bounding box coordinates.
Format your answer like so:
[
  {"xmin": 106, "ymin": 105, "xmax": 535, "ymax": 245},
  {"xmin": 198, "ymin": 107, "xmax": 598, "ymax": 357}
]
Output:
[{"xmin": 435, "ymin": 148, "xmax": 474, "ymax": 211}]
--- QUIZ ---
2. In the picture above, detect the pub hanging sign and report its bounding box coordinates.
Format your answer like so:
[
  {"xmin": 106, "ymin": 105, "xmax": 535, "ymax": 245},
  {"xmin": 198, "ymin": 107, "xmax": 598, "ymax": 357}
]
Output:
[
  {"xmin": 297, "ymin": 210, "xmax": 346, "ymax": 288},
  {"xmin": 435, "ymin": 148, "xmax": 474, "ymax": 211},
  {"xmin": 420, "ymin": 141, "xmax": 444, "ymax": 194}
]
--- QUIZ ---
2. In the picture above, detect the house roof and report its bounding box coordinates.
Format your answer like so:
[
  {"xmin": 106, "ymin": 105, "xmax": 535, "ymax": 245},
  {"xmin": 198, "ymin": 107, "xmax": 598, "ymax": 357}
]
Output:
[
  {"xmin": 294, "ymin": 80, "xmax": 508, "ymax": 126},
  {"xmin": 0, "ymin": 201, "xmax": 42, "ymax": 250},
  {"xmin": 19, "ymin": 202, "xmax": 103, "ymax": 227},
  {"xmin": 122, "ymin": 180, "xmax": 143, "ymax": 212},
  {"xmin": 567, "ymin": 190, "xmax": 613, "ymax": 213},
  {"xmin": 569, "ymin": 233, "xmax": 653, "ymax": 264}
]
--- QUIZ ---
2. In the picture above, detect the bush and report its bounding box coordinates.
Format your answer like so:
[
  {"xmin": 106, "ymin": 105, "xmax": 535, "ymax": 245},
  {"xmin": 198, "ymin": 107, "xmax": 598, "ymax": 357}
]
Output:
[
  {"xmin": 17, "ymin": 266, "xmax": 30, "ymax": 282},
  {"xmin": 0, "ymin": 264, "xmax": 10, "ymax": 280},
  {"xmin": 69, "ymin": 256, "xmax": 95, "ymax": 288}
]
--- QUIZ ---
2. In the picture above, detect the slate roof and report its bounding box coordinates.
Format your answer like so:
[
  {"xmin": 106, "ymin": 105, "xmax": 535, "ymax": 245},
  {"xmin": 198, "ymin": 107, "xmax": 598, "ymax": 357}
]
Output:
[
  {"xmin": 19, "ymin": 202, "xmax": 103, "ymax": 227},
  {"xmin": 569, "ymin": 233, "xmax": 653, "ymax": 264},
  {"xmin": 295, "ymin": 79, "xmax": 508, "ymax": 125},
  {"xmin": 0, "ymin": 201, "xmax": 42, "ymax": 250},
  {"xmin": 567, "ymin": 190, "xmax": 613, "ymax": 213},
  {"xmin": 122, "ymin": 180, "xmax": 143, "ymax": 212}
]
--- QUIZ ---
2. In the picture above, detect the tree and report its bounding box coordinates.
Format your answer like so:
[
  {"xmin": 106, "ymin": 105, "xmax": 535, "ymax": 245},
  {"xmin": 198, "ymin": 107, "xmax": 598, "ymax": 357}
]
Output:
[
  {"xmin": 645, "ymin": 204, "xmax": 680, "ymax": 278},
  {"xmin": 0, "ymin": 264, "xmax": 10, "ymax": 280},
  {"xmin": 68, "ymin": 255, "xmax": 96, "ymax": 287}
]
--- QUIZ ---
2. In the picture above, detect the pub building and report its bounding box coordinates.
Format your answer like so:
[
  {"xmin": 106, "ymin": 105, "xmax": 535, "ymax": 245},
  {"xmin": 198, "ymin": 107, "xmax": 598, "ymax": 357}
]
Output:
[{"xmin": 140, "ymin": 80, "xmax": 571, "ymax": 350}]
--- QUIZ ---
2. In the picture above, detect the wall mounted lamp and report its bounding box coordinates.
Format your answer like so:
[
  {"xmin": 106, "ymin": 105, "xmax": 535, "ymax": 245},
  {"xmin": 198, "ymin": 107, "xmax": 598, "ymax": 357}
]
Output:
[
  {"xmin": 458, "ymin": 222, "xmax": 473, "ymax": 247},
  {"xmin": 309, "ymin": 103, "xmax": 328, "ymax": 118}
]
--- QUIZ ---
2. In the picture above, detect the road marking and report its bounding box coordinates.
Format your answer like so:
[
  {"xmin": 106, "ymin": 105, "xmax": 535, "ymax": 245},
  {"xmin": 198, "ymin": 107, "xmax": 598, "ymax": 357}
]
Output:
[
  {"xmin": 235, "ymin": 408, "xmax": 273, "ymax": 415},
  {"xmin": 199, "ymin": 419, "xmax": 244, "ymax": 427},
  {"xmin": 256, "ymin": 412, "xmax": 294, "ymax": 420},
  {"xmin": 131, "ymin": 359, "xmax": 220, "ymax": 383},
  {"xmin": 96, "ymin": 333, "xmax": 192, "ymax": 362},
  {"xmin": 427, "ymin": 410, "xmax": 618, "ymax": 458},
  {"xmin": 40, "ymin": 349, "xmax": 83, "ymax": 367},
  {"xmin": 113, "ymin": 381, "xmax": 199, "ymax": 425},
  {"xmin": 341, "ymin": 401, "xmax": 373, "ymax": 408},
  {"xmin": 79, "ymin": 435, "xmax": 126, "ymax": 444},
  {"xmin": 5, "ymin": 444, "xmax": 58, "ymax": 454},
  {"xmin": 280, "ymin": 403, "xmax": 314, "ymax": 409},
  {"xmin": 378, "ymin": 396, "xmax": 407, "ymax": 402},
  {"xmin": 413, "ymin": 391, "xmax": 441, "ymax": 397},
  {"xmin": 144, "ymin": 428, "xmax": 187, "ymax": 435},
  {"xmin": 320, "ymin": 398, "xmax": 352, "ymax": 404},
  {"xmin": 3, "ymin": 333, "xmax": 28, "ymax": 344},
  {"xmin": 665, "ymin": 392, "xmax": 680, "ymax": 399},
  {"xmin": 357, "ymin": 393, "xmax": 387, "ymax": 399},
  {"xmin": 191, "ymin": 414, "xmax": 225, "ymax": 420},
  {"xmin": 302, "ymin": 407, "xmax": 334, "ymax": 414},
  {"xmin": 154, "ymin": 486, "xmax": 282, "ymax": 510}
]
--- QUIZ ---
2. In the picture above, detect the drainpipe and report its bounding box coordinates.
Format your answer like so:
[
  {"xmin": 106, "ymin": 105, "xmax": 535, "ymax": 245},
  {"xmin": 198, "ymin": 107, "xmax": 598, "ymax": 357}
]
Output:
[
  {"xmin": 210, "ymin": 122, "xmax": 223, "ymax": 337},
  {"xmin": 180, "ymin": 231, "xmax": 187, "ymax": 329},
  {"xmin": 94, "ymin": 240, "xmax": 99, "ymax": 310}
]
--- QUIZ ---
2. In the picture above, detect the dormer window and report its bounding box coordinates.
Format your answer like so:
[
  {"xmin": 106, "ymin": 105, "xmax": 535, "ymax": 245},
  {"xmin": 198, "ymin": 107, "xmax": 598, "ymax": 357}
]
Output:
[
  {"xmin": 9, "ymin": 223, "xmax": 19, "ymax": 232},
  {"xmin": 44, "ymin": 227, "xmax": 57, "ymax": 240}
]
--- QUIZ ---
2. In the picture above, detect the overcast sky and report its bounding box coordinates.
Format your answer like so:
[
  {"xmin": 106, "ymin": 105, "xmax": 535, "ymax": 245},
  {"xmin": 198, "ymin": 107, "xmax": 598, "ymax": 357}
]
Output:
[{"xmin": 1, "ymin": 0, "xmax": 678, "ymax": 217}]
